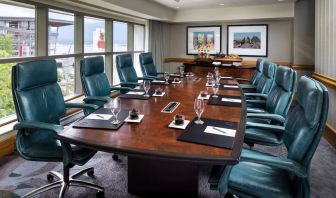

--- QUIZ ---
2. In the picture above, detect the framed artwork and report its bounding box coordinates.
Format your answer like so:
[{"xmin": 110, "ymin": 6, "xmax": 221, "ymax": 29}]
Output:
[
  {"xmin": 227, "ymin": 24, "xmax": 268, "ymax": 57},
  {"xmin": 186, "ymin": 25, "xmax": 222, "ymax": 55}
]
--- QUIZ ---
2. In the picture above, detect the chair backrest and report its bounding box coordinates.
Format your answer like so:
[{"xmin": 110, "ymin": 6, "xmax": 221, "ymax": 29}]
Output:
[
  {"xmin": 139, "ymin": 52, "xmax": 158, "ymax": 77},
  {"xmin": 265, "ymin": 66, "xmax": 297, "ymax": 116},
  {"xmin": 283, "ymin": 76, "xmax": 329, "ymax": 197},
  {"xmin": 250, "ymin": 58, "xmax": 264, "ymax": 86},
  {"xmin": 255, "ymin": 60, "xmax": 276, "ymax": 94},
  {"xmin": 12, "ymin": 60, "xmax": 65, "ymax": 161},
  {"xmin": 80, "ymin": 56, "xmax": 111, "ymax": 97},
  {"xmin": 12, "ymin": 60, "xmax": 66, "ymax": 124},
  {"xmin": 116, "ymin": 54, "xmax": 138, "ymax": 85}
]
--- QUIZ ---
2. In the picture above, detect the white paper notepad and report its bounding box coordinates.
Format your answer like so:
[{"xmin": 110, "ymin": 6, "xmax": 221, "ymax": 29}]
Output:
[
  {"xmin": 221, "ymin": 98, "xmax": 241, "ymax": 103},
  {"xmin": 221, "ymin": 76, "xmax": 233, "ymax": 79},
  {"xmin": 204, "ymin": 126, "xmax": 236, "ymax": 137},
  {"xmin": 152, "ymin": 80, "xmax": 165, "ymax": 83},
  {"xmin": 126, "ymin": 91, "xmax": 145, "ymax": 95},
  {"xmin": 85, "ymin": 114, "xmax": 112, "ymax": 120},
  {"xmin": 223, "ymin": 85, "xmax": 239, "ymax": 88}
]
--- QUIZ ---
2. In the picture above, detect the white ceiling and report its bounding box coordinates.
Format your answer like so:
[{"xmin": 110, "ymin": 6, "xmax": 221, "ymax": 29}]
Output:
[{"xmin": 152, "ymin": 0, "xmax": 296, "ymax": 10}]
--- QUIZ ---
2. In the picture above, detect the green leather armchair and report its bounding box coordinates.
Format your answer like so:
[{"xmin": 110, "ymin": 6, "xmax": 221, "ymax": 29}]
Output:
[
  {"xmin": 245, "ymin": 66, "xmax": 297, "ymax": 124},
  {"xmin": 210, "ymin": 76, "xmax": 329, "ymax": 198},
  {"xmin": 80, "ymin": 56, "xmax": 131, "ymax": 108},
  {"xmin": 116, "ymin": 54, "xmax": 155, "ymax": 90},
  {"xmin": 139, "ymin": 52, "xmax": 165, "ymax": 78},
  {"xmin": 12, "ymin": 60, "xmax": 104, "ymax": 198},
  {"xmin": 238, "ymin": 58, "xmax": 264, "ymax": 89},
  {"xmin": 244, "ymin": 60, "xmax": 276, "ymax": 96}
]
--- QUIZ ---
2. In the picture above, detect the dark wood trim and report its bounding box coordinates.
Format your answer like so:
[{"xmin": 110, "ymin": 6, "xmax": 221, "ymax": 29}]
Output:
[
  {"xmin": 324, "ymin": 123, "xmax": 336, "ymax": 149},
  {"xmin": 186, "ymin": 25, "xmax": 222, "ymax": 55},
  {"xmin": 227, "ymin": 24, "xmax": 268, "ymax": 57},
  {"xmin": 312, "ymin": 72, "xmax": 336, "ymax": 89}
]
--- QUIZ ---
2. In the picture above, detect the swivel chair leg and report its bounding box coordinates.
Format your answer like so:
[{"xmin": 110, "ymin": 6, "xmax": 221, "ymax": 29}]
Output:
[{"xmin": 22, "ymin": 180, "xmax": 63, "ymax": 198}]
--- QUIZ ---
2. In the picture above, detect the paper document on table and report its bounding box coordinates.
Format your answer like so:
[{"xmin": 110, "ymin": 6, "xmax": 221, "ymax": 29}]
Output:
[
  {"xmin": 204, "ymin": 126, "xmax": 236, "ymax": 137},
  {"xmin": 223, "ymin": 85, "xmax": 239, "ymax": 88},
  {"xmin": 221, "ymin": 76, "xmax": 233, "ymax": 79},
  {"xmin": 126, "ymin": 91, "xmax": 145, "ymax": 95},
  {"xmin": 85, "ymin": 114, "xmax": 112, "ymax": 120},
  {"xmin": 152, "ymin": 80, "xmax": 165, "ymax": 83},
  {"xmin": 221, "ymin": 98, "xmax": 241, "ymax": 103}
]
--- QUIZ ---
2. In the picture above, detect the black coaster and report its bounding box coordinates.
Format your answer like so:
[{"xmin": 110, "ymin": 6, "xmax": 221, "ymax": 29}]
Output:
[
  {"xmin": 177, "ymin": 118, "xmax": 238, "ymax": 149},
  {"xmin": 72, "ymin": 108, "xmax": 129, "ymax": 130},
  {"xmin": 119, "ymin": 90, "xmax": 155, "ymax": 100},
  {"xmin": 207, "ymin": 95, "xmax": 242, "ymax": 107}
]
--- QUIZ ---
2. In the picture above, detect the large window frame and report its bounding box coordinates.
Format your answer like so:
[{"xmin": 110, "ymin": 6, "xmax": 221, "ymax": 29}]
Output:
[{"xmin": 0, "ymin": 1, "xmax": 147, "ymax": 131}]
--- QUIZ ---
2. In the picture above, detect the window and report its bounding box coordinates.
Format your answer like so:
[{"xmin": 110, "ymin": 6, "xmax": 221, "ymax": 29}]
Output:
[
  {"xmin": 134, "ymin": 24, "xmax": 145, "ymax": 51},
  {"xmin": 56, "ymin": 57, "xmax": 75, "ymax": 98},
  {"xmin": 84, "ymin": 17, "xmax": 105, "ymax": 53},
  {"xmin": 113, "ymin": 21, "xmax": 127, "ymax": 52},
  {"xmin": 0, "ymin": 63, "xmax": 15, "ymax": 120},
  {"xmin": 0, "ymin": 3, "xmax": 35, "ymax": 58},
  {"xmin": 48, "ymin": 10, "xmax": 74, "ymax": 55},
  {"xmin": 112, "ymin": 54, "xmax": 120, "ymax": 85}
]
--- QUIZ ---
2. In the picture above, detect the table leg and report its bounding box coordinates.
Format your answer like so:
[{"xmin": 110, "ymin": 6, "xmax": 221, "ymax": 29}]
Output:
[{"xmin": 128, "ymin": 157, "xmax": 199, "ymax": 197}]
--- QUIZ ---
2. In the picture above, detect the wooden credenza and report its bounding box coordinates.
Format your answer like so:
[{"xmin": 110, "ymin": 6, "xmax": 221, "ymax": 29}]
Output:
[{"xmin": 184, "ymin": 63, "xmax": 255, "ymax": 79}]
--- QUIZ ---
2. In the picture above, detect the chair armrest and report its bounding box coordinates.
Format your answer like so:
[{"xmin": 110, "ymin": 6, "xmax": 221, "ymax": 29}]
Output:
[
  {"xmin": 14, "ymin": 121, "xmax": 63, "ymax": 134},
  {"xmin": 119, "ymin": 82, "xmax": 140, "ymax": 86},
  {"xmin": 247, "ymin": 113, "xmax": 286, "ymax": 123},
  {"xmin": 83, "ymin": 96, "xmax": 111, "ymax": 103},
  {"xmin": 246, "ymin": 122, "xmax": 285, "ymax": 133},
  {"xmin": 65, "ymin": 102, "xmax": 99, "ymax": 111},
  {"xmin": 240, "ymin": 149, "xmax": 307, "ymax": 178},
  {"xmin": 246, "ymin": 99, "xmax": 266, "ymax": 105},
  {"xmin": 110, "ymin": 86, "xmax": 133, "ymax": 92},
  {"xmin": 156, "ymin": 72, "xmax": 165, "ymax": 75},
  {"xmin": 143, "ymin": 75, "xmax": 158, "ymax": 79},
  {"xmin": 244, "ymin": 93, "xmax": 268, "ymax": 99},
  {"xmin": 236, "ymin": 78, "xmax": 250, "ymax": 81},
  {"xmin": 138, "ymin": 76, "xmax": 156, "ymax": 80}
]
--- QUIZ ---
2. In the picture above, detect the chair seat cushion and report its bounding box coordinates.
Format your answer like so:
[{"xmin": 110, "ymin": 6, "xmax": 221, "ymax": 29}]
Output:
[
  {"xmin": 245, "ymin": 128, "xmax": 282, "ymax": 146},
  {"xmin": 247, "ymin": 107, "xmax": 267, "ymax": 113},
  {"xmin": 229, "ymin": 161, "xmax": 293, "ymax": 198}
]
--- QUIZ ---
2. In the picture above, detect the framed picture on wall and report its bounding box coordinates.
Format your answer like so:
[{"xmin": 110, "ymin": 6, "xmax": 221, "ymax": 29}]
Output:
[
  {"xmin": 227, "ymin": 24, "xmax": 268, "ymax": 57},
  {"xmin": 186, "ymin": 25, "xmax": 222, "ymax": 55}
]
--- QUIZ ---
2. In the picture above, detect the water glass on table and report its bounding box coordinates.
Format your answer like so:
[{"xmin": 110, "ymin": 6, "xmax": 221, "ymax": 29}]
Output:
[
  {"xmin": 179, "ymin": 66, "xmax": 185, "ymax": 77},
  {"xmin": 143, "ymin": 80, "xmax": 151, "ymax": 97},
  {"xmin": 104, "ymin": 98, "xmax": 121, "ymax": 125},
  {"xmin": 212, "ymin": 82, "xmax": 219, "ymax": 98},
  {"xmin": 164, "ymin": 72, "xmax": 170, "ymax": 84},
  {"xmin": 194, "ymin": 98, "xmax": 205, "ymax": 124}
]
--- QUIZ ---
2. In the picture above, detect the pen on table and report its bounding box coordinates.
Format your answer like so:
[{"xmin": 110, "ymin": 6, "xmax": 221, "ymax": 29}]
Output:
[
  {"xmin": 213, "ymin": 127, "xmax": 227, "ymax": 134},
  {"xmin": 96, "ymin": 115, "xmax": 104, "ymax": 119}
]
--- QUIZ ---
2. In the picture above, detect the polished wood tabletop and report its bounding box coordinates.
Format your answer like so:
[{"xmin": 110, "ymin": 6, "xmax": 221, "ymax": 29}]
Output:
[{"xmin": 56, "ymin": 76, "xmax": 246, "ymax": 165}]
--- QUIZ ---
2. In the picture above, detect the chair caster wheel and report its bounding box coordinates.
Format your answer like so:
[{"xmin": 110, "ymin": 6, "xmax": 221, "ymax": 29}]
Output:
[
  {"xmin": 47, "ymin": 174, "xmax": 54, "ymax": 182},
  {"xmin": 112, "ymin": 154, "xmax": 118, "ymax": 161},
  {"xmin": 87, "ymin": 170, "xmax": 95, "ymax": 178},
  {"xmin": 96, "ymin": 191, "xmax": 104, "ymax": 198}
]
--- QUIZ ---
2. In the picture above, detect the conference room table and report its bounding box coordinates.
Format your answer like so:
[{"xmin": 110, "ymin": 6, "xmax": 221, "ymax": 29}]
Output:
[{"xmin": 56, "ymin": 75, "xmax": 246, "ymax": 197}]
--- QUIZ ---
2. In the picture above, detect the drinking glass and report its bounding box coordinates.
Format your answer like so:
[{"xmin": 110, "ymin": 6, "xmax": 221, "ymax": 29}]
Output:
[
  {"xmin": 194, "ymin": 98, "xmax": 205, "ymax": 124},
  {"xmin": 111, "ymin": 98, "xmax": 121, "ymax": 124},
  {"xmin": 214, "ymin": 67, "xmax": 219, "ymax": 76},
  {"xmin": 212, "ymin": 83, "xmax": 219, "ymax": 98},
  {"xmin": 215, "ymin": 73, "xmax": 221, "ymax": 85},
  {"xmin": 143, "ymin": 80, "xmax": 151, "ymax": 97},
  {"xmin": 179, "ymin": 66, "xmax": 185, "ymax": 77},
  {"xmin": 164, "ymin": 72, "xmax": 170, "ymax": 84}
]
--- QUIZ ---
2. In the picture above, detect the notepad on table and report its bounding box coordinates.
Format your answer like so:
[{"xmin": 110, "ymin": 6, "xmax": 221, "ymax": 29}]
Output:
[
  {"xmin": 221, "ymin": 98, "xmax": 241, "ymax": 103},
  {"xmin": 85, "ymin": 114, "xmax": 112, "ymax": 120},
  {"xmin": 204, "ymin": 126, "xmax": 236, "ymax": 137}
]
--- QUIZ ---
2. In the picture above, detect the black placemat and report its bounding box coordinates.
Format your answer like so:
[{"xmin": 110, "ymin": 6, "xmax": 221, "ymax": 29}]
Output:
[
  {"xmin": 72, "ymin": 108, "xmax": 129, "ymax": 130},
  {"xmin": 119, "ymin": 89, "xmax": 155, "ymax": 100},
  {"xmin": 207, "ymin": 95, "xmax": 242, "ymax": 107},
  {"xmin": 177, "ymin": 118, "xmax": 238, "ymax": 149}
]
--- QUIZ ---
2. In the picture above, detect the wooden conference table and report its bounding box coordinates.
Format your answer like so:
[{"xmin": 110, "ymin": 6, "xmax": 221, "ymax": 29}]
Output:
[{"xmin": 56, "ymin": 75, "xmax": 246, "ymax": 197}]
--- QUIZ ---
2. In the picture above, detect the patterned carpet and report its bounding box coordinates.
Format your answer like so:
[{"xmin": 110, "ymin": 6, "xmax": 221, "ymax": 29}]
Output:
[{"xmin": 0, "ymin": 138, "xmax": 335, "ymax": 198}]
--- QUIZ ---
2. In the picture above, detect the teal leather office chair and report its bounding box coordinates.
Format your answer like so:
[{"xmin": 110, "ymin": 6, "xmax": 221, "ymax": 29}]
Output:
[
  {"xmin": 12, "ymin": 60, "xmax": 104, "ymax": 198},
  {"xmin": 238, "ymin": 58, "xmax": 264, "ymax": 89},
  {"xmin": 245, "ymin": 66, "xmax": 297, "ymax": 124},
  {"xmin": 116, "ymin": 54, "xmax": 155, "ymax": 90},
  {"xmin": 80, "ymin": 56, "xmax": 131, "ymax": 108},
  {"xmin": 244, "ymin": 60, "xmax": 276, "ymax": 96},
  {"xmin": 139, "ymin": 52, "xmax": 164, "ymax": 78},
  {"xmin": 210, "ymin": 76, "xmax": 329, "ymax": 198}
]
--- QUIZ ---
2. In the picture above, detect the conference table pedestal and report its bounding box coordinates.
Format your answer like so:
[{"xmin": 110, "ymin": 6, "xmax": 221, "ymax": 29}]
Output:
[{"xmin": 128, "ymin": 157, "xmax": 199, "ymax": 197}]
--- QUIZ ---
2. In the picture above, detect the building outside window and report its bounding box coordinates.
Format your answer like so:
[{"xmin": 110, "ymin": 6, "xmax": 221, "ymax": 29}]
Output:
[{"xmin": 84, "ymin": 16, "xmax": 105, "ymax": 53}]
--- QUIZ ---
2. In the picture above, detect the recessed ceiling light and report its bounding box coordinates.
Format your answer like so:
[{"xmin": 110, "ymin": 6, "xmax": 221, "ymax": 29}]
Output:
[
  {"xmin": 176, "ymin": 6, "xmax": 179, "ymax": 9},
  {"xmin": 219, "ymin": 3, "xmax": 225, "ymax": 6}
]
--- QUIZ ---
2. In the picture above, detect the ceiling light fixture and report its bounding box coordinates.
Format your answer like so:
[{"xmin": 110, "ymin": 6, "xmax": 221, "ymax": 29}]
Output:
[
  {"xmin": 219, "ymin": 3, "xmax": 225, "ymax": 6},
  {"xmin": 176, "ymin": 6, "xmax": 180, "ymax": 9}
]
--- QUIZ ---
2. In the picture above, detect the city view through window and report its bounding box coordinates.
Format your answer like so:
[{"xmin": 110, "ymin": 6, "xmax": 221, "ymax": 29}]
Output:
[{"xmin": 0, "ymin": 3, "xmax": 140, "ymax": 121}]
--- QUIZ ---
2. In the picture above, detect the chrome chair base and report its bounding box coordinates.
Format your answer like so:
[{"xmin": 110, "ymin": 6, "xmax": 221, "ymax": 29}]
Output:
[{"xmin": 21, "ymin": 167, "xmax": 104, "ymax": 198}]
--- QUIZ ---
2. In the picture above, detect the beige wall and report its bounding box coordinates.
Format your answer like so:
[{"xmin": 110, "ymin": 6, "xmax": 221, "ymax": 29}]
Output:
[{"xmin": 164, "ymin": 20, "xmax": 293, "ymax": 73}]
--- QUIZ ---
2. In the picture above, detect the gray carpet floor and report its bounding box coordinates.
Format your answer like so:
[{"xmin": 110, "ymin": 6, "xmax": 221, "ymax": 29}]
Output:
[{"xmin": 0, "ymin": 138, "xmax": 335, "ymax": 198}]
